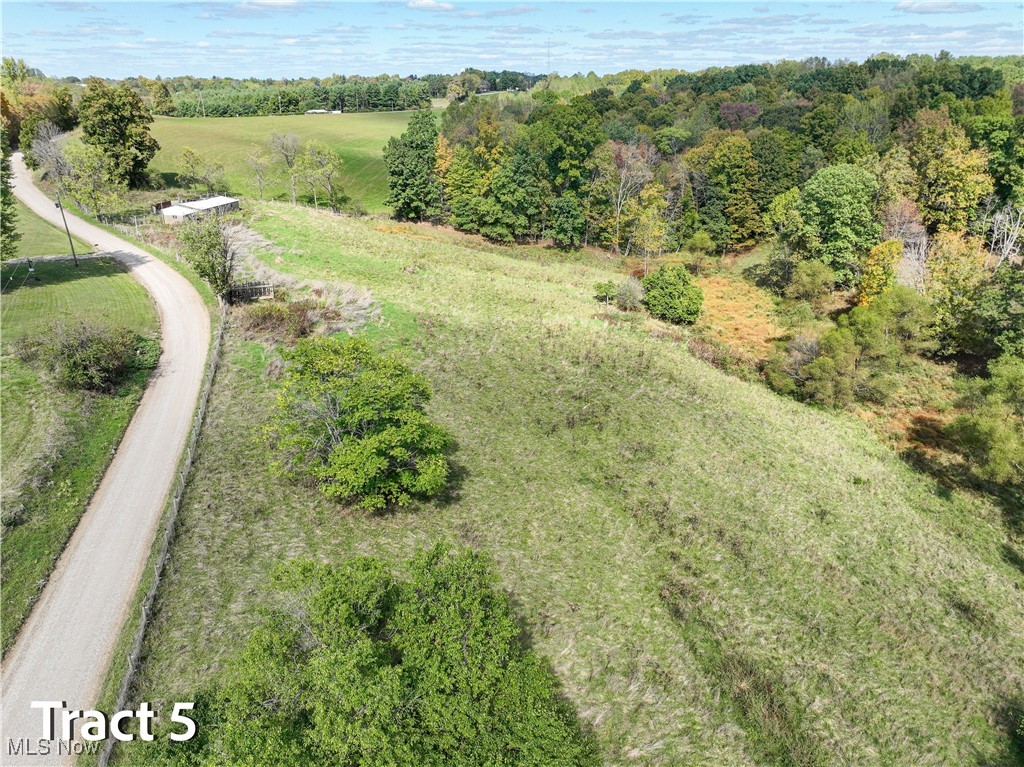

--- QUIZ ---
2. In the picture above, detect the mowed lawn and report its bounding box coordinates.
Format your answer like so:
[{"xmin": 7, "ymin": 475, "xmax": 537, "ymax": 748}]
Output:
[
  {"xmin": 123, "ymin": 203, "xmax": 1024, "ymax": 767},
  {"xmin": 149, "ymin": 111, "xmax": 424, "ymax": 213},
  {"xmin": 1, "ymin": 257, "xmax": 158, "ymax": 653},
  {"xmin": 10, "ymin": 199, "xmax": 91, "ymax": 259}
]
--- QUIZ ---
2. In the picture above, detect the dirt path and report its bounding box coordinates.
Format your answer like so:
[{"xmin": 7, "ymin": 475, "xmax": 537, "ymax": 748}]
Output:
[{"xmin": 1, "ymin": 155, "xmax": 210, "ymax": 766}]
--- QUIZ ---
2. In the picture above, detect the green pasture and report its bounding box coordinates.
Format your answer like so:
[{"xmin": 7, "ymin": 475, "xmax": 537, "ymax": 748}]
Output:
[{"xmin": 149, "ymin": 111, "xmax": 425, "ymax": 213}]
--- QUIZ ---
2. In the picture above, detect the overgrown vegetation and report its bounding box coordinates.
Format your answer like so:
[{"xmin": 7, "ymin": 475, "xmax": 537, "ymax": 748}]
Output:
[
  {"xmin": 142, "ymin": 544, "xmax": 597, "ymax": 766},
  {"xmin": 15, "ymin": 320, "xmax": 158, "ymax": 392}
]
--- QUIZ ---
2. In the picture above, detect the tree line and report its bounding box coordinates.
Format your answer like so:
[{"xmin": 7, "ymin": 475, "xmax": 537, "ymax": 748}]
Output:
[
  {"xmin": 120, "ymin": 69, "xmax": 542, "ymax": 118},
  {"xmin": 384, "ymin": 52, "xmax": 1023, "ymax": 484}
]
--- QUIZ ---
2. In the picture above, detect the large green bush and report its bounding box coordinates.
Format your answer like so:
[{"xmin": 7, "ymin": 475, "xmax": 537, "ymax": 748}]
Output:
[
  {"xmin": 143, "ymin": 545, "xmax": 597, "ymax": 766},
  {"xmin": 265, "ymin": 336, "xmax": 452, "ymax": 511},
  {"xmin": 18, "ymin": 321, "xmax": 157, "ymax": 392},
  {"xmin": 641, "ymin": 264, "xmax": 703, "ymax": 324}
]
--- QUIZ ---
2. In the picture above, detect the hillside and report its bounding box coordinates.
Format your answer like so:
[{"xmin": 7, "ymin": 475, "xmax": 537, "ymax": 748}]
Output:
[
  {"xmin": 148, "ymin": 112, "xmax": 422, "ymax": 213},
  {"xmin": 124, "ymin": 203, "xmax": 1024, "ymax": 767}
]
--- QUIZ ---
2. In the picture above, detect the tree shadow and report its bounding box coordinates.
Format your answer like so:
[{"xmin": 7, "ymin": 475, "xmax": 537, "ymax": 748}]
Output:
[
  {"xmin": 1, "ymin": 256, "xmax": 135, "ymax": 295},
  {"xmin": 158, "ymin": 171, "xmax": 182, "ymax": 190},
  {"xmin": 974, "ymin": 694, "xmax": 1024, "ymax": 766},
  {"xmin": 1001, "ymin": 543, "xmax": 1024, "ymax": 577},
  {"xmin": 902, "ymin": 412, "xmax": 1024, "ymax": 536}
]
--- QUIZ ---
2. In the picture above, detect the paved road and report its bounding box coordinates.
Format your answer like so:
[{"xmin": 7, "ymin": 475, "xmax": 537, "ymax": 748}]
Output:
[{"xmin": 1, "ymin": 155, "xmax": 210, "ymax": 766}]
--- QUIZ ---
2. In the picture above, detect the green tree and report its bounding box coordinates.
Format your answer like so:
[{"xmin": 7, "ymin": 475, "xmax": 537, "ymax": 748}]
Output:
[
  {"xmin": 78, "ymin": 80, "xmax": 159, "ymax": 188},
  {"xmin": 265, "ymin": 337, "xmax": 452, "ymax": 511},
  {"xmin": 178, "ymin": 216, "xmax": 235, "ymax": 297},
  {"xmin": 179, "ymin": 147, "xmax": 224, "ymax": 195},
  {"xmin": 384, "ymin": 110, "xmax": 442, "ymax": 221},
  {"xmin": 960, "ymin": 263, "xmax": 1024, "ymax": 359},
  {"xmin": 706, "ymin": 134, "xmax": 762, "ymax": 249},
  {"xmin": 62, "ymin": 140, "xmax": 126, "ymax": 217},
  {"xmin": 796, "ymin": 164, "xmax": 881, "ymax": 286},
  {"xmin": 480, "ymin": 140, "xmax": 548, "ymax": 243},
  {"xmin": 925, "ymin": 232, "xmax": 987, "ymax": 354},
  {"xmin": 147, "ymin": 79, "xmax": 175, "ymax": 116},
  {"xmin": 785, "ymin": 260, "xmax": 834, "ymax": 312},
  {"xmin": 550, "ymin": 194, "xmax": 585, "ymax": 250},
  {"xmin": 525, "ymin": 99, "xmax": 603, "ymax": 193},
  {"xmin": 907, "ymin": 106, "xmax": 993, "ymax": 233},
  {"xmin": 155, "ymin": 544, "xmax": 597, "ymax": 766},
  {"xmin": 303, "ymin": 139, "xmax": 345, "ymax": 211},
  {"xmin": 1, "ymin": 123, "xmax": 20, "ymax": 262},
  {"xmin": 641, "ymin": 264, "xmax": 703, "ymax": 324}
]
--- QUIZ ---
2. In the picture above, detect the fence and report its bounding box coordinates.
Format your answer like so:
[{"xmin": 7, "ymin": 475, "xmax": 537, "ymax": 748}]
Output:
[
  {"xmin": 97, "ymin": 303, "xmax": 227, "ymax": 767},
  {"xmin": 228, "ymin": 281, "xmax": 274, "ymax": 303}
]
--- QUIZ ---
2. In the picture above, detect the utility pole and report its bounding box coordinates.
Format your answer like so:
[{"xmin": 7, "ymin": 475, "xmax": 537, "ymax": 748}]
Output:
[{"xmin": 54, "ymin": 194, "xmax": 78, "ymax": 267}]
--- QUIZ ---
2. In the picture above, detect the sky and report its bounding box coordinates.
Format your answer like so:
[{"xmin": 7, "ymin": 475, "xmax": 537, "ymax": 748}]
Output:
[{"xmin": 1, "ymin": 0, "xmax": 1022, "ymax": 80}]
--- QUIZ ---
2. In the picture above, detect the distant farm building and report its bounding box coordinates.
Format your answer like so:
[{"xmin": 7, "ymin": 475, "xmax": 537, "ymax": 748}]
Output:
[{"xmin": 156, "ymin": 196, "xmax": 240, "ymax": 224}]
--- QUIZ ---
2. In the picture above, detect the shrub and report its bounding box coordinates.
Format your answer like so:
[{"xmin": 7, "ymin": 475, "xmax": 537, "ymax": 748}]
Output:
[
  {"xmin": 615, "ymin": 277, "xmax": 645, "ymax": 311},
  {"xmin": 594, "ymin": 281, "xmax": 616, "ymax": 304},
  {"xmin": 800, "ymin": 327, "xmax": 859, "ymax": 407},
  {"xmin": 237, "ymin": 299, "xmax": 315, "ymax": 342},
  {"xmin": 641, "ymin": 265, "xmax": 703, "ymax": 324},
  {"xmin": 264, "ymin": 336, "xmax": 452, "ymax": 511},
  {"xmin": 29, "ymin": 321, "xmax": 156, "ymax": 392},
  {"xmin": 785, "ymin": 260, "xmax": 834, "ymax": 311}
]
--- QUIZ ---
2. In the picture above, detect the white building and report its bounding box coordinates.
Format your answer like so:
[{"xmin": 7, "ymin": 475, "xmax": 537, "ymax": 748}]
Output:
[{"xmin": 158, "ymin": 196, "xmax": 240, "ymax": 224}]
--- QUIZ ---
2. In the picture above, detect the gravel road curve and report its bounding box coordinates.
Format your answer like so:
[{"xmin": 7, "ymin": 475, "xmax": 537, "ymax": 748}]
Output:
[{"xmin": 1, "ymin": 154, "xmax": 210, "ymax": 766}]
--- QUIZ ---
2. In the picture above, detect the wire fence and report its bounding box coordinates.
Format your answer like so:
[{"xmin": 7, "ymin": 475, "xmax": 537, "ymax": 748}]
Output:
[{"xmin": 97, "ymin": 303, "xmax": 227, "ymax": 767}]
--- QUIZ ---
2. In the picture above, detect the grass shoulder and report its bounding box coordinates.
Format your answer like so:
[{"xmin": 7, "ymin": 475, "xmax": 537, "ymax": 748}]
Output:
[{"xmin": 1, "ymin": 257, "xmax": 160, "ymax": 654}]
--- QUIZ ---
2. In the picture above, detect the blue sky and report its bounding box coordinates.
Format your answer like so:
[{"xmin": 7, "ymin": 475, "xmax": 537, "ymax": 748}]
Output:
[{"xmin": 2, "ymin": 1, "xmax": 1022, "ymax": 79}]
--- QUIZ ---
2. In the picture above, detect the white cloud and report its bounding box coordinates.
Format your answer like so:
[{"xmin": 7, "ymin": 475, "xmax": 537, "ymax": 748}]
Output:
[
  {"xmin": 894, "ymin": 1, "xmax": 984, "ymax": 13},
  {"xmin": 407, "ymin": 0, "xmax": 455, "ymax": 11}
]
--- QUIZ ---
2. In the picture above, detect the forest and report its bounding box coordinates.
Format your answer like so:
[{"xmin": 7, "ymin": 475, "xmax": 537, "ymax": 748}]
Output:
[{"xmin": 383, "ymin": 53, "xmax": 1024, "ymax": 486}]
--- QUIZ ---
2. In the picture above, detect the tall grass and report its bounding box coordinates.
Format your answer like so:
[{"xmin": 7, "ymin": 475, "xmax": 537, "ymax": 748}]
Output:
[{"xmin": 121, "ymin": 206, "xmax": 1024, "ymax": 766}]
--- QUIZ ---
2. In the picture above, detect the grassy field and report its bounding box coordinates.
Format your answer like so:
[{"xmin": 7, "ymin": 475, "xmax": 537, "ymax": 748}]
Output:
[
  {"xmin": 122, "ymin": 204, "xmax": 1024, "ymax": 766},
  {"xmin": 0, "ymin": 257, "xmax": 159, "ymax": 653},
  {"xmin": 149, "ymin": 111, "xmax": 424, "ymax": 213},
  {"xmin": 10, "ymin": 199, "xmax": 92, "ymax": 259}
]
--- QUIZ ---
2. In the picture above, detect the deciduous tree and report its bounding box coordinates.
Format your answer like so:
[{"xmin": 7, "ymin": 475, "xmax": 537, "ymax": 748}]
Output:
[
  {"xmin": 907, "ymin": 106, "xmax": 993, "ymax": 233},
  {"xmin": 78, "ymin": 80, "xmax": 159, "ymax": 188}
]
